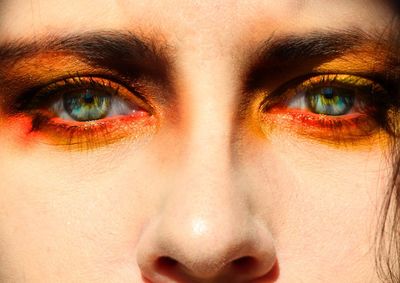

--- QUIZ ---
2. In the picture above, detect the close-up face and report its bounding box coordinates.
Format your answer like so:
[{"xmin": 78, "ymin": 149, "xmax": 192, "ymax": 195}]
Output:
[{"xmin": 0, "ymin": 0, "xmax": 399, "ymax": 282}]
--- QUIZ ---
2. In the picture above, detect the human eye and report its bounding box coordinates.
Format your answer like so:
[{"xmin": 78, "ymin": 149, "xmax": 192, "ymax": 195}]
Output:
[
  {"xmin": 260, "ymin": 74, "xmax": 394, "ymax": 144},
  {"xmin": 39, "ymin": 77, "xmax": 144, "ymax": 121},
  {"xmin": 6, "ymin": 76, "xmax": 157, "ymax": 150}
]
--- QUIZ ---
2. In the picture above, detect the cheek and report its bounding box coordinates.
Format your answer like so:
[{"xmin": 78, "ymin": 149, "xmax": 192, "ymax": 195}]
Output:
[
  {"xmin": 0, "ymin": 132, "xmax": 164, "ymax": 280},
  {"xmin": 0, "ymin": 115, "xmax": 45, "ymax": 148},
  {"xmin": 235, "ymin": 130, "xmax": 390, "ymax": 280}
]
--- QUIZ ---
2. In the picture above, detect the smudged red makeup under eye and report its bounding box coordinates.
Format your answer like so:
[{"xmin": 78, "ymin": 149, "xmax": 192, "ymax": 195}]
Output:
[
  {"xmin": 3, "ymin": 110, "xmax": 157, "ymax": 151},
  {"xmin": 256, "ymin": 73, "xmax": 390, "ymax": 146}
]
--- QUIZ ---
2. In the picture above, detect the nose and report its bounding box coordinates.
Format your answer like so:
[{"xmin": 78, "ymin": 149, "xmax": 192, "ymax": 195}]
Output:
[
  {"xmin": 136, "ymin": 58, "xmax": 276, "ymax": 282},
  {"xmin": 136, "ymin": 153, "xmax": 277, "ymax": 283}
]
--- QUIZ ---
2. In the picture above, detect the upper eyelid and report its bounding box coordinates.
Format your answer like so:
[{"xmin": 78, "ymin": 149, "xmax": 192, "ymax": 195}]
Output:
[{"xmin": 273, "ymin": 72, "xmax": 385, "ymax": 95}]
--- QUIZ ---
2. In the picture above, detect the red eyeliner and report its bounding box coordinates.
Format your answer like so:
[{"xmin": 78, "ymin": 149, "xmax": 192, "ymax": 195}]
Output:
[
  {"xmin": 267, "ymin": 108, "xmax": 366, "ymax": 129},
  {"xmin": 261, "ymin": 107, "xmax": 378, "ymax": 144},
  {"xmin": 3, "ymin": 110, "xmax": 156, "ymax": 150}
]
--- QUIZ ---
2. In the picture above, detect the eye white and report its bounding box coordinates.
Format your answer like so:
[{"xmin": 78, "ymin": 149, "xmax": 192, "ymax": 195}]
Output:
[{"xmin": 287, "ymin": 89, "xmax": 307, "ymax": 109}]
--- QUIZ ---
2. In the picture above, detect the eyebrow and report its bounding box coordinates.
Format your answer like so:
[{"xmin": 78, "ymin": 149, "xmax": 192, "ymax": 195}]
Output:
[
  {"xmin": 0, "ymin": 31, "xmax": 171, "ymax": 79},
  {"xmin": 247, "ymin": 29, "xmax": 391, "ymax": 87},
  {"xmin": 264, "ymin": 30, "xmax": 365, "ymax": 61}
]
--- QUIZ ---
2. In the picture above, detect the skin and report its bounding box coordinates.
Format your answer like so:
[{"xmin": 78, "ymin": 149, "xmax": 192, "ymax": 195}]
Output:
[{"xmin": 0, "ymin": 0, "xmax": 397, "ymax": 282}]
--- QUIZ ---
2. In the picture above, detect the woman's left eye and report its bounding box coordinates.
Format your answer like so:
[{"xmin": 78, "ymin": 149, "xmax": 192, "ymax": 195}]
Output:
[
  {"xmin": 286, "ymin": 74, "xmax": 375, "ymax": 117},
  {"xmin": 290, "ymin": 86, "xmax": 355, "ymax": 116},
  {"xmin": 260, "ymin": 74, "xmax": 388, "ymax": 143}
]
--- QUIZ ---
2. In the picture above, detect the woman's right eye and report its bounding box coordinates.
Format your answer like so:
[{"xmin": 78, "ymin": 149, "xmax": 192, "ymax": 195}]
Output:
[
  {"xmin": 11, "ymin": 76, "xmax": 157, "ymax": 150},
  {"xmin": 52, "ymin": 85, "xmax": 140, "ymax": 122}
]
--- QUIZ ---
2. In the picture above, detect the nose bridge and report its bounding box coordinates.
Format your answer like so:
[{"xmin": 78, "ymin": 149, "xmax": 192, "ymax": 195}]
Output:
[
  {"xmin": 166, "ymin": 136, "xmax": 245, "ymax": 242},
  {"xmin": 163, "ymin": 59, "xmax": 245, "ymax": 260},
  {"xmin": 174, "ymin": 53, "xmax": 239, "ymax": 194}
]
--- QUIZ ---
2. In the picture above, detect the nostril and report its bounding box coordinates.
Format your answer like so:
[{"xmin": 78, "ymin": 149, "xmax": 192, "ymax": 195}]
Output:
[
  {"xmin": 156, "ymin": 256, "xmax": 179, "ymax": 271},
  {"xmin": 231, "ymin": 256, "xmax": 258, "ymax": 272},
  {"xmin": 154, "ymin": 256, "xmax": 188, "ymax": 282}
]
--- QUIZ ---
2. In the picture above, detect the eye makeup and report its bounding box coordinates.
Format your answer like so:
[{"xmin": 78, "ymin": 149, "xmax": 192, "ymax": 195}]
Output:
[
  {"xmin": 255, "ymin": 45, "xmax": 400, "ymax": 148},
  {"xmin": 0, "ymin": 54, "xmax": 160, "ymax": 151}
]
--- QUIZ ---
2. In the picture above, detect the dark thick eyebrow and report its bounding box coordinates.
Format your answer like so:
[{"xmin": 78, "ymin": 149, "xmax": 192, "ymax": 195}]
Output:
[
  {"xmin": 247, "ymin": 29, "xmax": 390, "ymax": 87},
  {"xmin": 262, "ymin": 29, "xmax": 367, "ymax": 61},
  {"xmin": 0, "ymin": 31, "xmax": 171, "ymax": 79}
]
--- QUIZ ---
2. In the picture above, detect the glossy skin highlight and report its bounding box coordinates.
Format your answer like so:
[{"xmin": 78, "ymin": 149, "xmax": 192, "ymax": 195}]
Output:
[{"xmin": 0, "ymin": 1, "xmax": 397, "ymax": 283}]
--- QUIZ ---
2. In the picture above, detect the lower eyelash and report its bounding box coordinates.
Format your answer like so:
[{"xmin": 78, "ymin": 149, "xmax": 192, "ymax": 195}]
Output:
[
  {"xmin": 260, "ymin": 108, "xmax": 380, "ymax": 144},
  {"xmin": 16, "ymin": 110, "xmax": 156, "ymax": 151}
]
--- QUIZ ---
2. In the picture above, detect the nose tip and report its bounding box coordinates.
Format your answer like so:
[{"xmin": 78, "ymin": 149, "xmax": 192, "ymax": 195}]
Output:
[{"xmin": 137, "ymin": 217, "xmax": 277, "ymax": 283}]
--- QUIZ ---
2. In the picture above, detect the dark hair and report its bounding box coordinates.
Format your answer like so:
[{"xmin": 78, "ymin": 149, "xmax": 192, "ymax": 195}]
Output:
[{"xmin": 376, "ymin": 2, "xmax": 400, "ymax": 281}]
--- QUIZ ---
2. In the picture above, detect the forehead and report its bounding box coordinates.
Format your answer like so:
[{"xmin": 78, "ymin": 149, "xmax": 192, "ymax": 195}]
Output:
[{"xmin": 0, "ymin": 0, "xmax": 393, "ymax": 40}]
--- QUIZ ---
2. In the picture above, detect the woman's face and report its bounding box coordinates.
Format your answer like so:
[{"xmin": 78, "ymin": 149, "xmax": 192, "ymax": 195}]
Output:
[{"xmin": 0, "ymin": 0, "xmax": 397, "ymax": 282}]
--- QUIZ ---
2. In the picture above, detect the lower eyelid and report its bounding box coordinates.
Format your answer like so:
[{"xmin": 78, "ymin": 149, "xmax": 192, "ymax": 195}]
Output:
[
  {"xmin": 259, "ymin": 108, "xmax": 380, "ymax": 144},
  {"xmin": 2, "ymin": 108, "xmax": 157, "ymax": 151},
  {"xmin": 45, "ymin": 111, "xmax": 156, "ymax": 149}
]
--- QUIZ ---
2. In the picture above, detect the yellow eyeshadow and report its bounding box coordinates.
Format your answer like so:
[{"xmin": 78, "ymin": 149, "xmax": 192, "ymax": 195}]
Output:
[
  {"xmin": 313, "ymin": 45, "xmax": 389, "ymax": 74},
  {"xmin": 4, "ymin": 53, "xmax": 110, "ymax": 84},
  {"xmin": 299, "ymin": 74, "xmax": 379, "ymax": 89}
]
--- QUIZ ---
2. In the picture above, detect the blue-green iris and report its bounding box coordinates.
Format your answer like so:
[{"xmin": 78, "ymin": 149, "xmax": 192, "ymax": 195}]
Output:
[
  {"xmin": 307, "ymin": 87, "xmax": 354, "ymax": 116},
  {"xmin": 64, "ymin": 90, "xmax": 111, "ymax": 121}
]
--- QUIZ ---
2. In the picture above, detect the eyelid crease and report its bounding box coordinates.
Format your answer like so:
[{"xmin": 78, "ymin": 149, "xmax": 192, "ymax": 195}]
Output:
[{"xmin": 298, "ymin": 74, "xmax": 381, "ymax": 89}]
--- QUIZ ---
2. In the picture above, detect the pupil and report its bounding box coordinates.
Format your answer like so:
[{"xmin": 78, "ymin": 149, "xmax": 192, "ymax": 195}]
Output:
[
  {"xmin": 83, "ymin": 91, "xmax": 94, "ymax": 104},
  {"xmin": 321, "ymin": 87, "xmax": 334, "ymax": 99}
]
